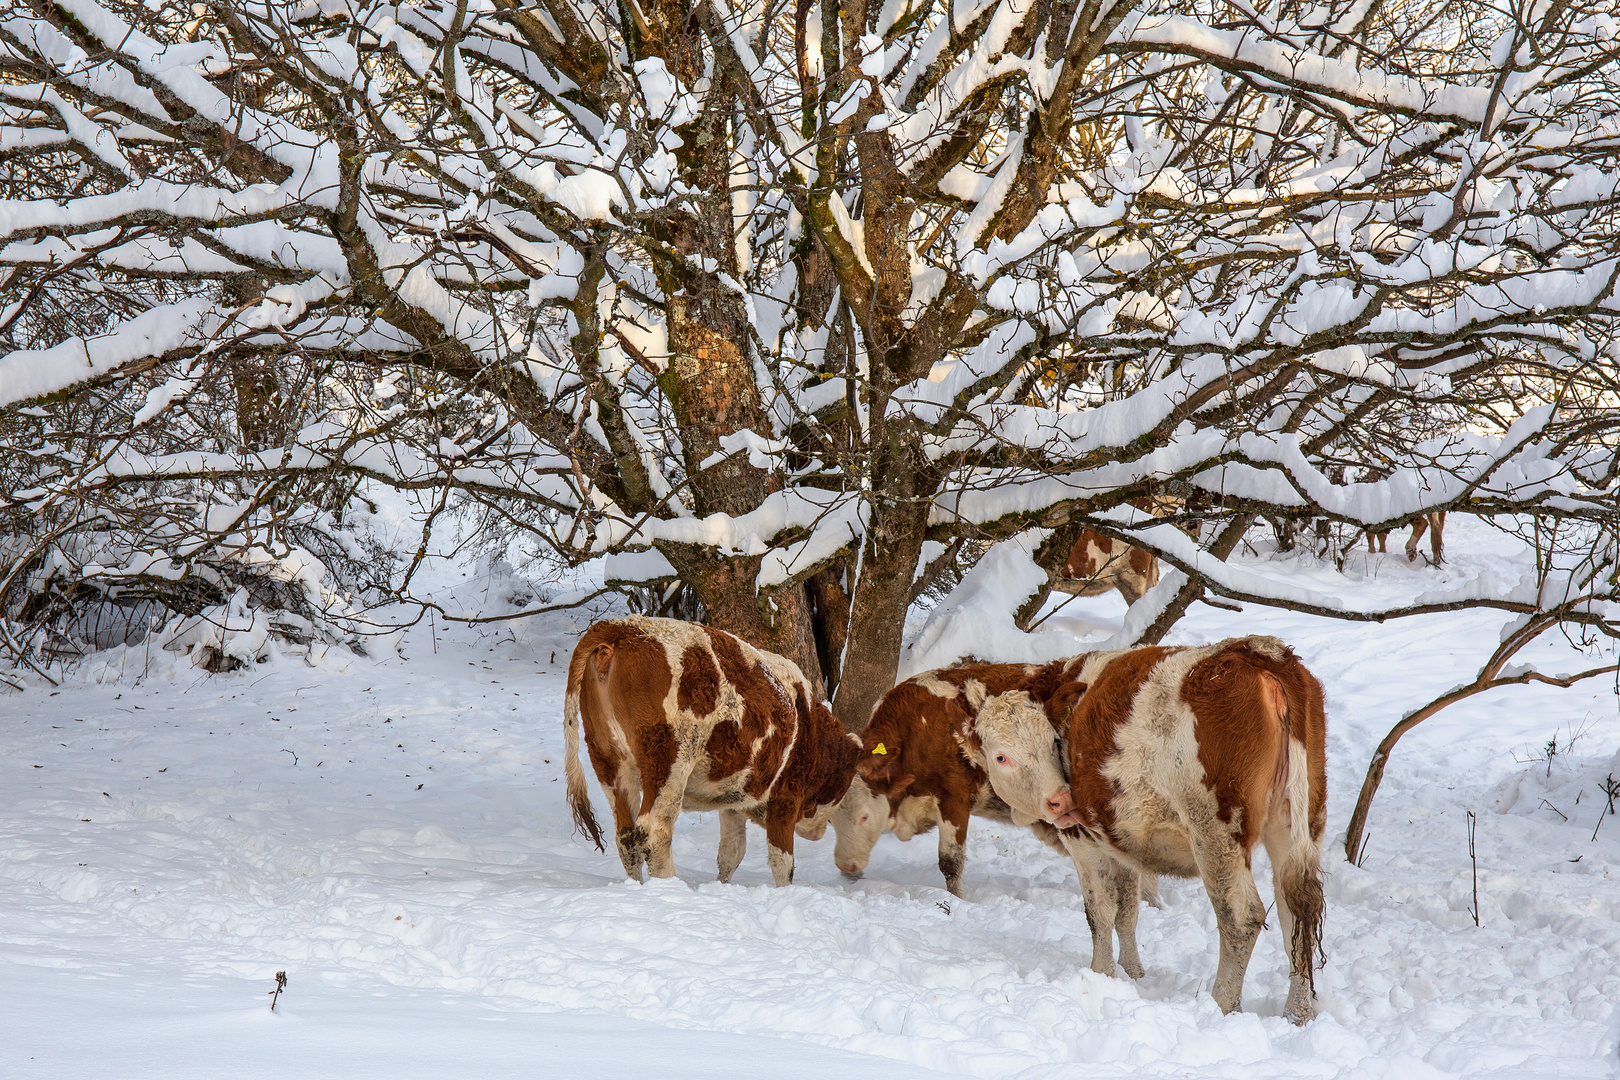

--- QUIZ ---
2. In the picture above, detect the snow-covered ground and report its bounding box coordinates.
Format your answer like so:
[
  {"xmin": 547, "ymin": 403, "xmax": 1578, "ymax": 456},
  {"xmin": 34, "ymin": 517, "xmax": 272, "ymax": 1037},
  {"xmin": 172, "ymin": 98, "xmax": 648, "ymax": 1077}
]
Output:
[{"xmin": 3, "ymin": 519, "xmax": 1618, "ymax": 1079}]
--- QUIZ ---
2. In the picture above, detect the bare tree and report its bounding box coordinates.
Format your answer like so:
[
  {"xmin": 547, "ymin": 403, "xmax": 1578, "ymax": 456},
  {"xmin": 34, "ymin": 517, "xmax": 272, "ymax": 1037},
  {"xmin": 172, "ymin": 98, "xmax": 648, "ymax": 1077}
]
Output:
[{"xmin": 1, "ymin": 0, "xmax": 1618, "ymax": 721}]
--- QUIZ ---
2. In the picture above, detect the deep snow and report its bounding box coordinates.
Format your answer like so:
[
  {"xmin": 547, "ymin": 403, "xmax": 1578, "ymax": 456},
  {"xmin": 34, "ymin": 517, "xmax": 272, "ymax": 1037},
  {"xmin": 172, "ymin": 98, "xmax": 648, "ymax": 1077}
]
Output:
[{"xmin": 2, "ymin": 520, "xmax": 1618, "ymax": 1079}]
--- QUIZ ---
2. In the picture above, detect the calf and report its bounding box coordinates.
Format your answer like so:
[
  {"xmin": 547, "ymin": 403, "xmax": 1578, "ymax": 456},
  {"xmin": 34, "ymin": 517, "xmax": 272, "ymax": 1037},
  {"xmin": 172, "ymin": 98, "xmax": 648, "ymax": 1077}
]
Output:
[
  {"xmin": 962, "ymin": 637, "xmax": 1327, "ymax": 1023},
  {"xmin": 830, "ymin": 661, "xmax": 1069, "ymax": 896},
  {"xmin": 564, "ymin": 616, "xmax": 862, "ymax": 886}
]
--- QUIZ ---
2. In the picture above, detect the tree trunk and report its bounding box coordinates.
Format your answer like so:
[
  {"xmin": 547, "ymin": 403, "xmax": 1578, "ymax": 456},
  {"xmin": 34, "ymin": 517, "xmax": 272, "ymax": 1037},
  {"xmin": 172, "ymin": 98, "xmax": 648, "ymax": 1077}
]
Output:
[
  {"xmin": 831, "ymin": 495, "xmax": 931, "ymax": 731},
  {"xmin": 1013, "ymin": 522, "xmax": 1088, "ymax": 631},
  {"xmin": 806, "ymin": 563, "xmax": 850, "ymax": 697},
  {"xmin": 661, "ymin": 544, "xmax": 824, "ymax": 698}
]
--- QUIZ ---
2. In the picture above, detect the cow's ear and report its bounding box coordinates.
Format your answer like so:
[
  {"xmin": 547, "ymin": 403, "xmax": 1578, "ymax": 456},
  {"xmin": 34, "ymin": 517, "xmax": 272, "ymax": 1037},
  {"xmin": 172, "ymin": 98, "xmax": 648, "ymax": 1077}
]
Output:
[
  {"xmin": 1046, "ymin": 680, "xmax": 1088, "ymax": 724},
  {"xmin": 954, "ymin": 722, "xmax": 985, "ymax": 767},
  {"xmin": 962, "ymin": 679, "xmax": 988, "ymax": 712},
  {"xmin": 857, "ymin": 754, "xmax": 893, "ymax": 782}
]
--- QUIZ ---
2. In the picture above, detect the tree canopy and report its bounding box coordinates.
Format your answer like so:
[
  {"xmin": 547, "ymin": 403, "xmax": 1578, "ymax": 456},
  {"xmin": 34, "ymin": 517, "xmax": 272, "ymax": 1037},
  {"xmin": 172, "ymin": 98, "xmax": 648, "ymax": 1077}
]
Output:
[{"xmin": 2, "ymin": 0, "xmax": 1617, "ymax": 719}]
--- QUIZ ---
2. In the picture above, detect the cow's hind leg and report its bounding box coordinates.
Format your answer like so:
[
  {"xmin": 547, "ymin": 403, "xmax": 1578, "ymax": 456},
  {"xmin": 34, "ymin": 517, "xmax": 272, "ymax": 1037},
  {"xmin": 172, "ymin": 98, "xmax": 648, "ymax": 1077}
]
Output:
[
  {"xmin": 607, "ymin": 770, "xmax": 648, "ymax": 882},
  {"xmin": 1187, "ymin": 806, "xmax": 1267, "ymax": 1014},
  {"xmin": 1264, "ymin": 817, "xmax": 1324, "ymax": 1024},
  {"xmin": 717, "ymin": 809, "xmax": 747, "ymax": 884},
  {"xmin": 638, "ymin": 757, "xmax": 694, "ymax": 880}
]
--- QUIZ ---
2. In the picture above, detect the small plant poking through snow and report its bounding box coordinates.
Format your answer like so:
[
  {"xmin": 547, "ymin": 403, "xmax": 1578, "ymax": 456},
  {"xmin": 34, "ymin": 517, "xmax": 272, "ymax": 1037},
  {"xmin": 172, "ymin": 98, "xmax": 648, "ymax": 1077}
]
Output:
[{"xmin": 268, "ymin": 971, "xmax": 287, "ymax": 1013}]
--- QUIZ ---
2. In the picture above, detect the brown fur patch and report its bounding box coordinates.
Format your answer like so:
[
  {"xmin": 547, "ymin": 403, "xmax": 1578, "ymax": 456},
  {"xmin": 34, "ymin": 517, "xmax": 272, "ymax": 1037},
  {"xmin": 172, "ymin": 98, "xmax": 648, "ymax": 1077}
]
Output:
[
  {"xmin": 1044, "ymin": 679, "xmax": 1089, "ymax": 727},
  {"xmin": 1128, "ymin": 545, "xmax": 1154, "ymax": 575},
  {"xmin": 1019, "ymin": 657, "xmax": 1084, "ymax": 711},
  {"xmin": 574, "ymin": 621, "xmax": 675, "ymax": 810},
  {"xmin": 702, "ymin": 628, "xmax": 794, "ymax": 789},
  {"xmin": 677, "ymin": 644, "xmax": 721, "ymax": 718},
  {"xmin": 1064, "ymin": 647, "xmax": 1172, "ymax": 838},
  {"xmin": 1196, "ymin": 639, "xmax": 1327, "ymax": 844},
  {"xmin": 1181, "ymin": 649, "xmax": 1285, "ymax": 850},
  {"xmin": 787, "ymin": 684, "xmax": 864, "ymax": 811}
]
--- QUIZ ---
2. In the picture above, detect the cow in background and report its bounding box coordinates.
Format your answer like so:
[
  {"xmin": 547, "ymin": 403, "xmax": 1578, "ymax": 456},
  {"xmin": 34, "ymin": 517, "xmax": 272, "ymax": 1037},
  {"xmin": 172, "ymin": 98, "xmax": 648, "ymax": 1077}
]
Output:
[
  {"xmin": 1016, "ymin": 523, "xmax": 1163, "ymax": 631},
  {"xmin": 1055, "ymin": 531, "xmax": 1160, "ymax": 605},
  {"xmin": 1367, "ymin": 511, "xmax": 1447, "ymax": 565},
  {"xmin": 564, "ymin": 616, "xmax": 862, "ymax": 886},
  {"xmin": 961, "ymin": 637, "xmax": 1328, "ymax": 1023}
]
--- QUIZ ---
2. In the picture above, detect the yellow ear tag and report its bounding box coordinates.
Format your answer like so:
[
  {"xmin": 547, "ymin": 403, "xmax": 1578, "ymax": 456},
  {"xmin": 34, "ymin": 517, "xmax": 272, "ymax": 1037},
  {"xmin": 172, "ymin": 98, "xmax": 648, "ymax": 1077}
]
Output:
[{"xmin": 872, "ymin": 743, "xmax": 888, "ymax": 755}]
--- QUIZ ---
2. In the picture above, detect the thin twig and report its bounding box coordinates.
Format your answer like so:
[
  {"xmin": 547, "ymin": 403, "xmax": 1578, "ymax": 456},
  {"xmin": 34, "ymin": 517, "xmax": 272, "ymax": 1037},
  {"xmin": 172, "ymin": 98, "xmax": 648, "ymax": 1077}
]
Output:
[{"xmin": 1466, "ymin": 810, "xmax": 1479, "ymax": 927}]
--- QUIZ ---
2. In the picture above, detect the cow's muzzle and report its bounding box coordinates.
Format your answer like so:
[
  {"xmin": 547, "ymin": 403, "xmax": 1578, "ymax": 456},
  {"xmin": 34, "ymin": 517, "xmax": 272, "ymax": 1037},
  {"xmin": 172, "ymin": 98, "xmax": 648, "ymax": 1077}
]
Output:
[{"xmin": 1043, "ymin": 787, "xmax": 1075, "ymax": 824}]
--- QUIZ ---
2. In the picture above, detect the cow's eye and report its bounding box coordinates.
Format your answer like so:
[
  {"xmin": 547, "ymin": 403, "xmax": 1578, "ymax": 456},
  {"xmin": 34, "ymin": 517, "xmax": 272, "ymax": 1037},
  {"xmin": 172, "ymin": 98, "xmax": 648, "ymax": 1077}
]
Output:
[
  {"xmin": 858, "ymin": 814, "xmax": 869, "ymax": 825},
  {"xmin": 994, "ymin": 753, "xmax": 1009, "ymax": 765}
]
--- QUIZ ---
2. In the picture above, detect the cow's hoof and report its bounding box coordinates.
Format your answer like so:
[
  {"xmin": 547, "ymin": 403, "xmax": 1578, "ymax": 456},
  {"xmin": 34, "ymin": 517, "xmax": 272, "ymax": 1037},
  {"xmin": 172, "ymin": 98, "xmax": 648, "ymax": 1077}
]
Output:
[
  {"xmin": 1285, "ymin": 987, "xmax": 1317, "ymax": 1025},
  {"xmin": 1121, "ymin": 959, "xmax": 1145, "ymax": 979},
  {"xmin": 840, "ymin": 870, "xmax": 863, "ymax": 882}
]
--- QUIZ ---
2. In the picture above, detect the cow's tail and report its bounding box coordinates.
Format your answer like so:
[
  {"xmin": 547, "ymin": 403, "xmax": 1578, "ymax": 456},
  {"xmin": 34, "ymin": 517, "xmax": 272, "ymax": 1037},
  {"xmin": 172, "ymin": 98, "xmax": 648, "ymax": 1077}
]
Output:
[
  {"xmin": 564, "ymin": 643, "xmax": 606, "ymax": 852},
  {"xmin": 1254, "ymin": 656, "xmax": 1325, "ymax": 1006}
]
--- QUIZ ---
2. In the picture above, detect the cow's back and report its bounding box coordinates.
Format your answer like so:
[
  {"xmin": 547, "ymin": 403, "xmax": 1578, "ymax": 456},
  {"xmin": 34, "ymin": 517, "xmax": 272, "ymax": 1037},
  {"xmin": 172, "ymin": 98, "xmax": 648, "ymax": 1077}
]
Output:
[
  {"xmin": 580, "ymin": 617, "xmax": 803, "ymax": 811},
  {"xmin": 575, "ymin": 618, "xmax": 681, "ymax": 799},
  {"xmin": 1065, "ymin": 638, "xmax": 1312, "ymax": 874}
]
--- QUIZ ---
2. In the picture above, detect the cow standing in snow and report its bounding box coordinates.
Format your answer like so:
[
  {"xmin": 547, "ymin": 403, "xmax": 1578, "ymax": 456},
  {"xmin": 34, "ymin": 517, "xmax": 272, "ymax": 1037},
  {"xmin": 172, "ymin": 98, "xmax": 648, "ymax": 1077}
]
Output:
[
  {"xmin": 1366, "ymin": 511, "xmax": 1448, "ymax": 565},
  {"xmin": 1055, "ymin": 530, "xmax": 1160, "ymax": 604},
  {"xmin": 564, "ymin": 616, "xmax": 863, "ymax": 886},
  {"xmin": 961, "ymin": 637, "xmax": 1327, "ymax": 1023},
  {"xmin": 830, "ymin": 661, "xmax": 1070, "ymax": 896}
]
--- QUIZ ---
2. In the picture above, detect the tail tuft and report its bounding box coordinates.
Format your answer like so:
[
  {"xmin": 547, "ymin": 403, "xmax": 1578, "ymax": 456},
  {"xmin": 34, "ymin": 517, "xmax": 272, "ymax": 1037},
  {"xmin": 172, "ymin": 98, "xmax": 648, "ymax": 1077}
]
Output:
[{"xmin": 563, "ymin": 650, "xmax": 606, "ymax": 852}]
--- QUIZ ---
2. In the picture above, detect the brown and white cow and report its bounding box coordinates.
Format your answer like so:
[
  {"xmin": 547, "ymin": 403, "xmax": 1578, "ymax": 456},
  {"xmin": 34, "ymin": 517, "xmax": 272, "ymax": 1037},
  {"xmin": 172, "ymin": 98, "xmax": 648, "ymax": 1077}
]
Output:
[
  {"xmin": 1366, "ymin": 511, "xmax": 1447, "ymax": 565},
  {"xmin": 1056, "ymin": 531, "xmax": 1160, "ymax": 604},
  {"xmin": 564, "ymin": 616, "xmax": 863, "ymax": 886},
  {"xmin": 962, "ymin": 636, "xmax": 1327, "ymax": 1023},
  {"xmin": 829, "ymin": 661, "xmax": 1072, "ymax": 896}
]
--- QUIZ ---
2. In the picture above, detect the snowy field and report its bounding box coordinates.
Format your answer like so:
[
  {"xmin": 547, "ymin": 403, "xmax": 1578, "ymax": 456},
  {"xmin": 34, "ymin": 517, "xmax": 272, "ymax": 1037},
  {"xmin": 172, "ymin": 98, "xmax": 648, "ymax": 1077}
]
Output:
[{"xmin": 3, "ymin": 520, "xmax": 1618, "ymax": 1079}]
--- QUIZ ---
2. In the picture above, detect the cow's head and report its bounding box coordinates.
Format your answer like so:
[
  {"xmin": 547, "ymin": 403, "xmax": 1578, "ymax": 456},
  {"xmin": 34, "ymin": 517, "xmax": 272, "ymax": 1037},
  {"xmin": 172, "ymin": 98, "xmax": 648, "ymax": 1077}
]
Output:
[
  {"xmin": 958, "ymin": 681, "xmax": 1074, "ymax": 826},
  {"xmin": 793, "ymin": 717, "xmax": 866, "ymax": 843},
  {"xmin": 830, "ymin": 752, "xmax": 916, "ymax": 878}
]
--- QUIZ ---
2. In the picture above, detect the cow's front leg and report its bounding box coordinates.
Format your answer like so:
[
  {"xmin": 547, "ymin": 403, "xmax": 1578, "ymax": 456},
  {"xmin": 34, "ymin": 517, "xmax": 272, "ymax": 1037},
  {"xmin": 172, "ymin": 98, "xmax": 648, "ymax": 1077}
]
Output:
[
  {"xmin": 717, "ymin": 809, "xmax": 747, "ymax": 884},
  {"xmin": 763, "ymin": 801, "xmax": 798, "ymax": 886},
  {"xmin": 1186, "ymin": 803, "xmax": 1267, "ymax": 1014},
  {"xmin": 937, "ymin": 799, "xmax": 970, "ymax": 897},
  {"xmin": 1109, "ymin": 861, "xmax": 1145, "ymax": 979},
  {"xmin": 1066, "ymin": 840, "xmax": 1120, "ymax": 977}
]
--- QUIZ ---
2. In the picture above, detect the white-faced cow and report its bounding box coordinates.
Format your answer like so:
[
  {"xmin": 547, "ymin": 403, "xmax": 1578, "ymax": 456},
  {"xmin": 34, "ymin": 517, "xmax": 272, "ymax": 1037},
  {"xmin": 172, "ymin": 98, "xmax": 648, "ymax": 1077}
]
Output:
[
  {"xmin": 962, "ymin": 636, "xmax": 1327, "ymax": 1024},
  {"xmin": 564, "ymin": 616, "xmax": 862, "ymax": 886},
  {"xmin": 830, "ymin": 661, "xmax": 1069, "ymax": 895}
]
